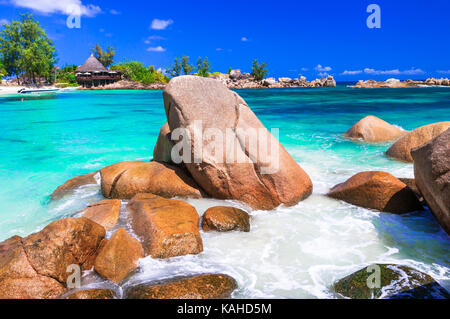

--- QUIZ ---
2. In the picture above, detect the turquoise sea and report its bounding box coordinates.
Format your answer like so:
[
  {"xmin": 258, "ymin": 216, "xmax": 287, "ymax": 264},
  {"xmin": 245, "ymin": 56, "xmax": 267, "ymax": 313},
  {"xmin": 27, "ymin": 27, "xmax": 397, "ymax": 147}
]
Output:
[{"xmin": 0, "ymin": 85, "xmax": 449, "ymax": 298}]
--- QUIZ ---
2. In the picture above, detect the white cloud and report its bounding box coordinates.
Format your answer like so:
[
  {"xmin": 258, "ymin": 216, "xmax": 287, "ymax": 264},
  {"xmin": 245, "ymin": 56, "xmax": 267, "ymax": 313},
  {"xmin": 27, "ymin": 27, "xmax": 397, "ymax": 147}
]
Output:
[
  {"xmin": 150, "ymin": 18, "xmax": 173, "ymax": 30},
  {"xmin": 318, "ymin": 72, "xmax": 329, "ymax": 77},
  {"xmin": 341, "ymin": 70, "xmax": 363, "ymax": 75},
  {"xmin": 10, "ymin": 0, "xmax": 101, "ymax": 17},
  {"xmin": 241, "ymin": 37, "xmax": 249, "ymax": 42},
  {"xmin": 315, "ymin": 64, "xmax": 332, "ymax": 72},
  {"xmin": 0, "ymin": 18, "xmax": 9, "ymax": 24},
  {"xmin": 147, "ymin": 46, "xmax": 166, "ymax": 52},
  {"xmin": 437, "ymin": 70, "xmax": 450, "ymax": 74},
  {"xmin": 109, "ymin": 9, "xmax": 120, "ymax": 15},
  {"xmin": 216, "ymin": 48, "xmax": 223, "ymax": 51},
  {"xmin": 363, "ymin": 67, "xmax": 424, "ymax": 75},
  {"xmin": 341, "ymin": 68, "xmax": 425, "ymax": 76},
  {"xmin": 144, "ymin": 35, "xmax": 165, "ymax": 44}
]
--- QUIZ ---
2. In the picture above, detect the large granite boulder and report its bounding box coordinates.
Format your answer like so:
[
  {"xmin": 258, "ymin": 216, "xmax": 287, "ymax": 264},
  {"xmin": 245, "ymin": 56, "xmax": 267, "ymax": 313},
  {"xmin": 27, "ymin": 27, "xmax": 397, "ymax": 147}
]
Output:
[
  {"xmin": 152, "ymin": 122, "xmax": 173, "ymax": 163},
  {"xmin": 327, "ymin": 171, "xmax": 423, "ymax": 214},
  {"xmin": 127, "ymin": 194, "xmax": 203, "ymax": 258},
  {"xmin": 100, "ymin": 161, "xmax": 205, "ymax": 200},
  {"xmin": 81, "ymin": 199, "xmax": 121, "ymax": 231},
  {"xmin": 333, "ymin": 264, "xmax": 450, "ymax": 299},
  {"xmin": 411, "ymin": 128, "xmax": 450, "ymax": 234},
  {"xmin": 162, "ymin": 75, "xmax": 312, "ymax": 210},
  {"xmin": 386, "ymin": 122, "xmax": 450, "ymax": 162},
  {"xmin": 345, "ymin": 115, "xmax": 406, "ymax": 142},
  {"xmin": 229, "ymin": 69, "xmax": 241, "ymax": 81},
  {"xmin": 22, "ymin": 217, "xmax": 105, "ymax": 283},
  {"xmin": 51, "ymin": 171, "xmax": 98, "ymax": 200},
  {"xmin": 0, "ymin": 236, "xmax": 65, "ymax": 299},
  {"xmin": 125, "ymin": 274, "xmax": 237, "ymax": 299},
  {"xmin": 201, "ymin": 206, "xmax": 250, "ymax": 232},
  {"xmin": 94, "ymin": 228, "xmax": 143, "ymax": 283}
]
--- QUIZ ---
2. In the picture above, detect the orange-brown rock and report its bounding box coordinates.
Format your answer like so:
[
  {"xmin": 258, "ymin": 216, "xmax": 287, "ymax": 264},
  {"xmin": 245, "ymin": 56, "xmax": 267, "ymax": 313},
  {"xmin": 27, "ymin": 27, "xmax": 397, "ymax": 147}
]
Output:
[
  {"xmin": 125, "ymin": 274, "xmax": 237, "ymax": 299},
  {"xmin": 153, "ymin": 122, "xmax": 173, "ymax": 163},
  {"xmin": 100, "ymin": 161, "xmax": 205, "ymax": 200},
  {"xmin": 0, "ymin": 235, "xmax": 66, "ymax": 299},
  {"xmin": 345, "ymin": 115, "xmax": 406, "ymax": 142},
  {"xmin": 386, "ymin": 122, "xmax": 450, "ymax": 162},
  {"xmin": 100, "ymin": 161, "xmax": 147, "ymax": 197},
  {"xmin": 64, "ymin": 288, "xmax": 116, "ymax": 299},
  {"xmin": 22, "ymin": 217, "xmax": 105, "ymax": 283},
  {"xmin": 127, "ymin": 194, "xmax": 203, "ymax": 258},
  {"xmin": 51, "ymin": 171, "xmax": 98, "ymax": 200},
  {"xmin": 81, "ymin": 199, "xmax": 121, "ymax": 231},
  {"xmin": 82, "ymin": 238, "xmax": 109, "ymax": 271},
  {"xmin": 163, "ymin": 75, "xmax": 312, "ymax": 210},
  {"xmin": 412, "ymin": 128, "xmax": 450, "ymax": 234},
  {"xmin": 327, "ymin": 171, "xmax": 423, "ymax": 214},
  {"xmin": 202, "ymin": 206, "xmax": 250, "ymax": 232},
  {"xmin": 94, "ymin": 228, "xmax": 143, "ymax": 283}
]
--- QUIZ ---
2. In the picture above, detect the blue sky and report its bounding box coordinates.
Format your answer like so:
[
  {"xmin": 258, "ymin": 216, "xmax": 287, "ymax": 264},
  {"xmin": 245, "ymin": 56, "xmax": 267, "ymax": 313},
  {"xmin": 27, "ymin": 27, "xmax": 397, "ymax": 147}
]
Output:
[{"xmin": 0, "ymin": 0, "xmax": 449, "ymax": 80}]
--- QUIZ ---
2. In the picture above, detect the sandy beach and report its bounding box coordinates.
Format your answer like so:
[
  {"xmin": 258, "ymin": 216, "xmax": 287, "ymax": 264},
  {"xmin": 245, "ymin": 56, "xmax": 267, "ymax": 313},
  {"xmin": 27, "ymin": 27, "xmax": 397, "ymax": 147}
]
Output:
[{"xmin": 0, "ymin": 85, "xmax": 25, "ymax": 96}]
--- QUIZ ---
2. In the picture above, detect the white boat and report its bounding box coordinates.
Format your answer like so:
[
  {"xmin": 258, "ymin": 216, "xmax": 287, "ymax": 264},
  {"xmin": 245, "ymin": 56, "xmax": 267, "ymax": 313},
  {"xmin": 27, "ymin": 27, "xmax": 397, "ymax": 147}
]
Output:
[{"xmin": 18, "ymin": 88, "xmax": 59, "ymax": 94}]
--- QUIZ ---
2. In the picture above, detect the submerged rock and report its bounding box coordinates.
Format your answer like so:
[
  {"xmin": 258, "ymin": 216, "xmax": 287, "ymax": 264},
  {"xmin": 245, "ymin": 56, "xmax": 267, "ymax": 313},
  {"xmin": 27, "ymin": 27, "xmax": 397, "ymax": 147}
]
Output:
[
  {"xmin": 327, "ymin": 171, "xmax": 423, "ymax": 214},
  {"xmin": 333, "ymin": 264, "xmax": 450, "ymax": 299},
  {"xmin": 386, "ymin": 121, "xmax": 450, "ymax": 162},
  {"xmin": 94, "ymin": 228, "xmax": 143, "ymax": 283},
  {"xmin": 0, "ymin": 236, "xmax": 65, "ymax": 299},
  {"xmin": 22, "ymin": 217, "xmax": 105, "ymax": 283},
  {"xmin": 100, "ymin": 161, "xmax": 205, "ymax": 200},
  {"xmin": 81, "ymin": 199, "xmax": 121, "ymax": 231},
  {"xmin": 51, "ymin": 171, "xmax": 98, "ymax": 199},
  {"xmin": 412, "ymin": 128, "xmax": 450, "ymax": 234},
  {"xmin": 163, "ymin": 75, "xmax": 312, "ymax": 210},
  {"xmin": 125, "ymin": 274, "xmax": 237, "ymax": 299},
  {"xmin": 202, "ymin": 206, "xmax": 250, "ymax": 232},
  {"xmin": 127, "ymin": 193, "xmax": 203, "ymax": 258},
  {"xmin": 345, "ymin": 115, "xmax": 406, "ymax": 142},
  {"xmin": 64, "ymin": 288, "xmax": 117, "ymax": 299}
]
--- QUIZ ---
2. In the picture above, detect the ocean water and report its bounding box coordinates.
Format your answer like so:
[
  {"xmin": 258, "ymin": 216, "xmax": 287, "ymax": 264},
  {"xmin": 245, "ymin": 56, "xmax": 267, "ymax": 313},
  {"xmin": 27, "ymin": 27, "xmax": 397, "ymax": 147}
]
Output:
[{"xmin": 0, "ymin": 86, "xmax": 449, "ymax": 298}]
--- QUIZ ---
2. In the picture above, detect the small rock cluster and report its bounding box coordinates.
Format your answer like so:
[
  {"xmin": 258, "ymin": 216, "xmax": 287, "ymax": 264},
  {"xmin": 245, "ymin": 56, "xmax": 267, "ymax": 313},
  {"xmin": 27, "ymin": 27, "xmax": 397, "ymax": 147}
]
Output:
[
  {"xmin": 354, "ymin": 78, "xmax": 450, "ymax": 88},
  {"xmin": 211, "ymin": 71, "xmax": 336, "ymax": 89}
]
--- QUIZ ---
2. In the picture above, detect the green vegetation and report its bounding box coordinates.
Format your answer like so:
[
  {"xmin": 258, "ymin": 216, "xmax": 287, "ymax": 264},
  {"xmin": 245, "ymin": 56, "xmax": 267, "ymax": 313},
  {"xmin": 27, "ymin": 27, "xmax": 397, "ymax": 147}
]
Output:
[
  {"xmin": 196, "ymin": 57, "xmax": 211, "ymax": 77},
  {"xmin": 251, "ymin": 59, "xmax": 268, "ymax": 81},
  {"xmin": 91, "ymin": 44, "xmax": 115, "ymax": 68},
  {"xmin": 227, "ymin": 67, "xmax": 232, "ymax": 74},
  {"xmin": 0, "ymin": 13, "xmax": 57, "ymax": 84},
  {"xmin": 181, "ymin": 56, "xmax": 194, "ymax": 75},
  {"xmin": 110, "ymin": 61, "xmax": 169, "ymax": 84},
  {"xmin": 55, "ymin": 65, "xmax": 78, "ymax": 86},
  {"xmin": 167, "ymin": 57, "xmax": 182, "ymax": 77}
]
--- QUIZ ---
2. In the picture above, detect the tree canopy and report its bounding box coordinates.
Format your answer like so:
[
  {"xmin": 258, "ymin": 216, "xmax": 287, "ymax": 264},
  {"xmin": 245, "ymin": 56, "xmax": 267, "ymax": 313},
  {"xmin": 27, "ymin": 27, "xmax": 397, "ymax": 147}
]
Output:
[
  {"xmin": 196, "ymin": 56, "xmax": 211, "ymax": 77},
  {"xmin": 91, "ymin": 44, "xmax": 115, "ymax": 68},
  {"xmin": 251, "ymin": 59, "xmax": 268, "ymax": 81},
  {"xmin": 0, "ymin": 13, "xmax": 57, "ymax": 84}
]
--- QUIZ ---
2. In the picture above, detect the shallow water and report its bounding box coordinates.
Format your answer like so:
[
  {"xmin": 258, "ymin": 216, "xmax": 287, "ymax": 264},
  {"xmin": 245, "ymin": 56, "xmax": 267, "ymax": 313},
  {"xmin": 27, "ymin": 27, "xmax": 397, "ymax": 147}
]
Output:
[{"xmin": 0, "ymin": 86, "xmax": 449, "ymax": 298}]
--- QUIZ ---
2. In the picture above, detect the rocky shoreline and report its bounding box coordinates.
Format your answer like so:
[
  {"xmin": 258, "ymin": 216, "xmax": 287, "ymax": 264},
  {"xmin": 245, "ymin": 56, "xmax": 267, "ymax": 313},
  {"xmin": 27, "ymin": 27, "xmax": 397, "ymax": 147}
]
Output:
[
  {"xmin": 0, "ymin": 75, "xmax": 449, "ymax": 299},
  {"xmin": 77, "ymin": 71, "xmax": 337, "ymax": 91},
  {"xmin": 353, "ymin": 77, "xmax": 450, "ymax": 88}
]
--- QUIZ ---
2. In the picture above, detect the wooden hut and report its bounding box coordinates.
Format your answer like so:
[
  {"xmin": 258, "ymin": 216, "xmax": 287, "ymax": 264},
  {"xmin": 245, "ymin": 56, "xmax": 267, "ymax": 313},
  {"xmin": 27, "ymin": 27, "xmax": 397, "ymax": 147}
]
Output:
[{"xmin": 75, "ymin": 54, "xmax": 121, "ymax": 87}]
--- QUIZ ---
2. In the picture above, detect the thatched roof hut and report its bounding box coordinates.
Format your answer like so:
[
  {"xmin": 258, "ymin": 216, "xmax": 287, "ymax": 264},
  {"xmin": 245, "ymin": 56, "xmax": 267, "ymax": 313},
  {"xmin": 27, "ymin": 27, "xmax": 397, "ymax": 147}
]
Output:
[
  {"xmin": 75, "ymin": 54, "xmax": 120, "ymax": 87},
  {"xmin": 76, "ymin": 54, "xmax": 108, "ymax": 73}
]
